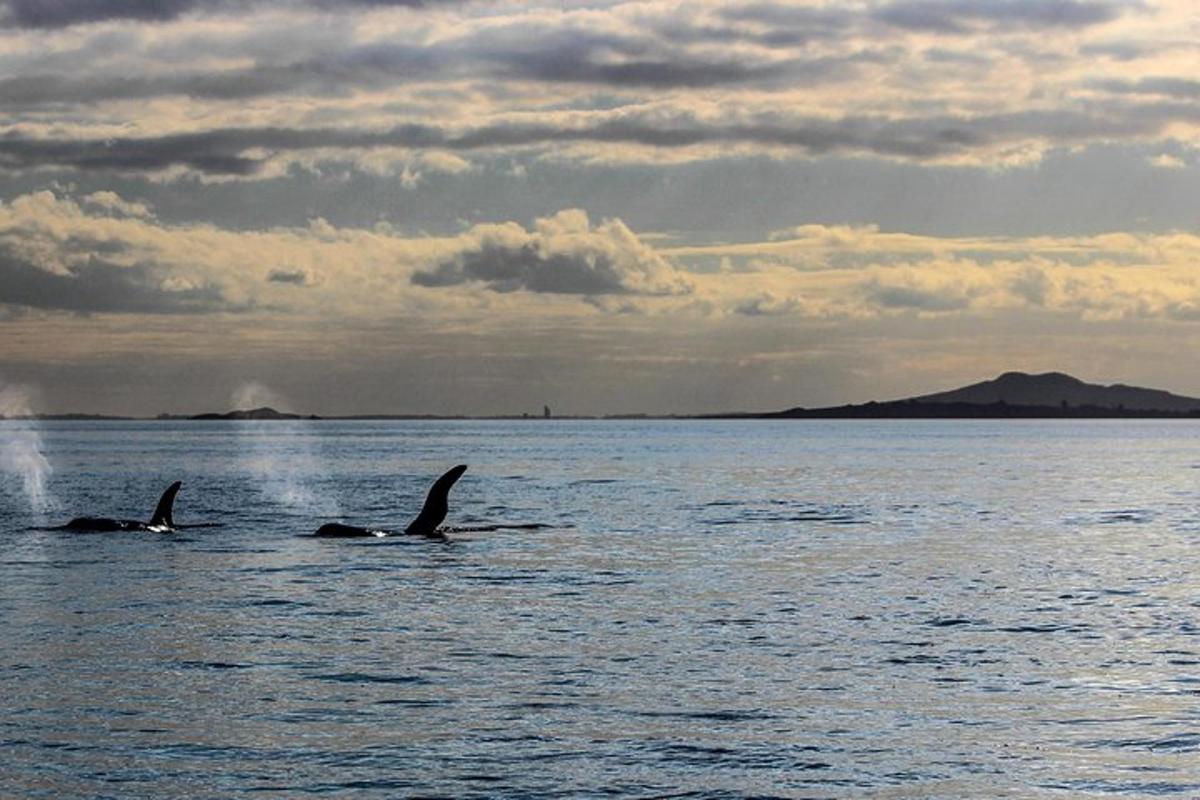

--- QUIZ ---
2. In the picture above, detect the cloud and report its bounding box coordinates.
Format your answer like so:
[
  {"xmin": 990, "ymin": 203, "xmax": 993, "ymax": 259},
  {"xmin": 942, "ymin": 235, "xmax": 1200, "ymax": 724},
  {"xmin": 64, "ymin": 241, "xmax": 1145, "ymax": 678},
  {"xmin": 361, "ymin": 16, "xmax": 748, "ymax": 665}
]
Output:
[
  {"xmin": 1, "ymin": 0, "xmax": 209, "ymax": 28},
  {"xmin": 7, "ymin": 189, "xmax": 1200, "ymax": 327},
  {"xmin": 0, "ymin": 0, "xmax": 1189, "ymax": 184},
  {"xmin": 875, "ymin": 0, "xmax": 1125, "ymax": 33},
  {"xmin": 1148, "ymin": 152, "xmax": 1186, "ymax": 168},
  {"xmin": 0, "ymin": 100, "xmax": 1185, "ymax": 178},
  {"xmin": 731, "ymin": 292, "xmax": 803, "ymax": 316},
  {"xmin": 861, "ymin": 276, "xmax": 976, "ymax": 311},
  {"xmin": 81, "ymin": 191, "xmax": 153, "ymax": 218},
  {"xmin": 1095, "ymin": 77, "xmax": 1200, "ymax": 99},
  {"xmin": 0, "ymin": 0, "xmax": 449, "ymax": 29},
  {"xmin": 0, "ymin": 245, "xmax": 238, "ymax": 313},
  {"xmin": 672, "ymin": 223, "xmax": 1200, "ymax": 322},
  {"xmin": 413, "ymin": 209, "xmax": 693, "ymax": 296},
  {"xmin": 0, "ymin": 190, "xmax": 694, "ymax": 316},
  {"xmin": 0, "ymin": 28, "xmax": 863, "ymax": 112},
  {"xmin": 266, "ymin": 268, "xmax": 313, "ymax": 285}
]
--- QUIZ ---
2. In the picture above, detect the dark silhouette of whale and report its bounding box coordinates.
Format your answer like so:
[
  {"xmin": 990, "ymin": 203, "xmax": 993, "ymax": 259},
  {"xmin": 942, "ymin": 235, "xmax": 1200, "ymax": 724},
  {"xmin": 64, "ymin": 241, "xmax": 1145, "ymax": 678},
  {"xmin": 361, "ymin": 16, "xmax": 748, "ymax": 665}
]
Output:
[
  {"xmin": 314, "ymin": 465, "xmax": 468, "ymax": 539},
  {"xmin": 54, "ymin": 481, "xmax": 184, "ymax": 532}
]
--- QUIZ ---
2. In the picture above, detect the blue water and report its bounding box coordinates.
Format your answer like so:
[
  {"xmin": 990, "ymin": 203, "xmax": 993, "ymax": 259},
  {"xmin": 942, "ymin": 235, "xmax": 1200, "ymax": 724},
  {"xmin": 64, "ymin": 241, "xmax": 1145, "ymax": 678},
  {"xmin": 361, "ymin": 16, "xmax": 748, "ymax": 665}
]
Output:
[{"xmin": 3, "ymin": 420, "xmax": 1200, "ymax": 797}]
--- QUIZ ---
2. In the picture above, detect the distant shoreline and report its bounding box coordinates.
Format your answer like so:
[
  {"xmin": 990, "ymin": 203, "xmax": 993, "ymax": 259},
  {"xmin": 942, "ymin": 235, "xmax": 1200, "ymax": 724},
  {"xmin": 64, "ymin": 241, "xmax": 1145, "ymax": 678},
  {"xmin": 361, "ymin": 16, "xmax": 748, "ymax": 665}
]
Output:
[
  {"xmin": 12, "ymin": 404, "xmax": 1200, "ymax": 421},
  {"xmin": 12, "ymin": 371, "xmax": 1200, "ymax": 420}
]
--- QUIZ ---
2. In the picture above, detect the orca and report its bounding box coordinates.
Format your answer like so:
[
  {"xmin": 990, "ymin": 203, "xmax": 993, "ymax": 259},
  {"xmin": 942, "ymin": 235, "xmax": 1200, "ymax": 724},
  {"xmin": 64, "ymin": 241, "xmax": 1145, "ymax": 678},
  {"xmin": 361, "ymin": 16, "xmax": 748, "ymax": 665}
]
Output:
[
  {"xmin": 314, "ymin": 465, "xmax": 468, "ymax": 539},
  {"xmin": 55, "ymin": 481, "xmax": 184, "ymax": 533}
]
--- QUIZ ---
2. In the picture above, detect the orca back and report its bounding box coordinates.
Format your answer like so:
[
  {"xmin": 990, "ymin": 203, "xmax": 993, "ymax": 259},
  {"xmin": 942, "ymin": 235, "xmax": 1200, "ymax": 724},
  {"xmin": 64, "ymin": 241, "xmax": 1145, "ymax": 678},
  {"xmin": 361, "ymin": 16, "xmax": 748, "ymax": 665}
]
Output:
[
  {"xmin": 314, "ymin": 523, "xmax": 382, "ymax": 538},
  {"xmin": 63, "ymin": 517, "xmax": 130, "ymax": 532}
]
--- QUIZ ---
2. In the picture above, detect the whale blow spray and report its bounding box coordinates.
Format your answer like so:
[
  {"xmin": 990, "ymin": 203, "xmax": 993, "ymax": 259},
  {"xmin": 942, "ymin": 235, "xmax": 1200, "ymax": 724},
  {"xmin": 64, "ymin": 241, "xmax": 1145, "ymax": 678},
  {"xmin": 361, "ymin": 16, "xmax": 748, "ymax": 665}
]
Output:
[
  {"xmin": 0, "ymin": 382, "xmax": 56, "ymax": 514},
  {"xmin": 232, "ymin": 382, "xmax": 338, "ymax": 516}
]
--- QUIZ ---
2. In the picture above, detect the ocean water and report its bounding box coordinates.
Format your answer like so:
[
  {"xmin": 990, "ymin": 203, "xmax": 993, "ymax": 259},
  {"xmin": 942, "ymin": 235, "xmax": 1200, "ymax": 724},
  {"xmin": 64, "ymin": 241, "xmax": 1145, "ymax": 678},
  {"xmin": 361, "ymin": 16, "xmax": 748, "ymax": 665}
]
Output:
[{"xmin": 3, "ymin": 419, "xmax": 1200, "ymax": 798}]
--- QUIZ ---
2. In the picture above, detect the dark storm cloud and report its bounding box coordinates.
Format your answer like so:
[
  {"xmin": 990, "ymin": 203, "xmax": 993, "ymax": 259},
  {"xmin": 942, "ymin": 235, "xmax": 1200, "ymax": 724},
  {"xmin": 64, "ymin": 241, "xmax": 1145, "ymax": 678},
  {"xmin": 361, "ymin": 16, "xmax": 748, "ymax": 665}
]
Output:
[
  {"xmin": 0, "ymin": 29, "xmax": 829, "ymax": 109},
  {"xmin": 0, "ymin": 0, "xmax": 453, "ymax": 29},
  {"xmin": 2, "ymin": 0, "xmax": 210, "ymax": 28},
  {"xmin": 875, "ymin": 0, "xmax": 1124, "ymax": 33},
  {"xmin": 0, "ymin": 47, "xmax": 443, "ymax": 107},
  {"xmin": 413, "ymin": 242, "xmax": 634, "ymax": 295},
  {"xmin": 0, "ymin": 103, "xmax": 1183, "ymax": 176},
  {"xmin": 0, "ymin": 246, "xmax": 239, "ymax": 314}
]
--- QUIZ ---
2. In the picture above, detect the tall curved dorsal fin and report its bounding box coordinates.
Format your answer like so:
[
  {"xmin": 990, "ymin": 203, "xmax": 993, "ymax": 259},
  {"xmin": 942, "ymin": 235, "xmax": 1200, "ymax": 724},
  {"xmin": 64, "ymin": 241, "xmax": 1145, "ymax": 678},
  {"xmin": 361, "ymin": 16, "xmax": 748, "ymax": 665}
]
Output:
[
  {"xmin": 404, "ymin": 465, "xmax": 467, "ymax": 537},
  {"xmin": 149, "ymin": 481, "xmax": 182, "ymax": 529}
]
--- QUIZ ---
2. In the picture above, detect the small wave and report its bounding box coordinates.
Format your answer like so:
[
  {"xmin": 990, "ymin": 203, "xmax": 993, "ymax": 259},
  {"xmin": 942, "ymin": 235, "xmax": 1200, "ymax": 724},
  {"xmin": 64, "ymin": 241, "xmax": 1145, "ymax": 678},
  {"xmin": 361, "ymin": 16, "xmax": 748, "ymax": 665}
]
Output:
[
  {"xmin": 925, "ymin": 617, "xmax": 982, "ymax": 627},
  {"xmin": 633, "ymin": 708, "xmax": 777, "ymax": 722},
  {"xmin": 994, "ymin": 623, "xmax": 1085, "ymax": 633},
  {"xmin": 1099, "ymin": 509, "xmax": 1155, "ymax": 524},
  {"xmin": 1083, "ymin": 733, "xmax": 1200, "ymax": 752},
  {"xmin": 176, "ymin": 660, "xmax": 253, "ymax": 670},
  {"xmin": 249, "ymin": 599, "xmax": 314, "ymax": 608},
  {"xmin": 884, "ymin": 654, "xmax": 943, "ymax": 665},
  {"xmin": 309, "ymin": 672, "xmax": 429, "ymax": 685},
  {"xmin": 442, "ymin": 522, "xmax": 558, "ymax": 533},
  {"xmin": 1041, "ymin": 779, "xmax": 1200, "ymax": 795},
  {"xmin": 700, "ymin": 501, "xmax": 870, "ymax": 527},
  {"xmin": 1066, "ymin": 509, "xmax": 1157, "ymax": 526}
]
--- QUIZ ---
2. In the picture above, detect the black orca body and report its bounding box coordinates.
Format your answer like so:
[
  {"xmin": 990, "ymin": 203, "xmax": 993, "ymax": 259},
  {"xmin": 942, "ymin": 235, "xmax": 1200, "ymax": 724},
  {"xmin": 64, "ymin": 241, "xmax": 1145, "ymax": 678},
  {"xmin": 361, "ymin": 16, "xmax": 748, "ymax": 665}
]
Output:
[
  {"xmin": 57, "ymin": 482, "xmax": 183, "ymax": 533},
  {"xmin": 314, "ymin": 465, "xmax": 467, "ymax": 539}
]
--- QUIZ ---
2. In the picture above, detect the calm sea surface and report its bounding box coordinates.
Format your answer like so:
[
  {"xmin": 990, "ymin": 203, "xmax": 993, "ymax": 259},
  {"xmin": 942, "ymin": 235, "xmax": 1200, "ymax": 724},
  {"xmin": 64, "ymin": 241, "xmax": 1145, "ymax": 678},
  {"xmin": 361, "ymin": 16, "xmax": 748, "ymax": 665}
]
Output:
[{"xmin": 3, "ymin": 420, "xmax": 1200, "ymax": 798}]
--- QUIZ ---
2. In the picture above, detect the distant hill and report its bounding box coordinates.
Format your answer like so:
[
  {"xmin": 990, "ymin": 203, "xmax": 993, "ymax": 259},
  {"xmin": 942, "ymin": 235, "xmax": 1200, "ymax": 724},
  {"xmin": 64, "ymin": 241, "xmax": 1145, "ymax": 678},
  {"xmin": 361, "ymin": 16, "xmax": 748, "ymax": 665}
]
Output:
[
  {"xmin": 190, "ymin": 407, "xmax": 318, "ymax": 420},
  {"xmin": 32, "ymin": 413, "xmax": 133, "ymax": 420},
  {"xmin": 757, "ymin": 372, "xmax": 1200, "ymax": 418},
  {"xmin": 912, "ymin": 371, "xmax": 1200, "ymax": 413}
]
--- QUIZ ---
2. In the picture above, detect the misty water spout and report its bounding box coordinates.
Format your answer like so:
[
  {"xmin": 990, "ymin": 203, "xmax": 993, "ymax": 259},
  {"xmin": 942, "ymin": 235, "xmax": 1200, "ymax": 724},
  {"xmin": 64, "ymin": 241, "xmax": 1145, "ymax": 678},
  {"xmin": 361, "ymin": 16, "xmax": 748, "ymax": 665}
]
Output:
[
  {"xmin": 232, "ymin": 383, "xmax": 338, "ymax": 516},
  {"xmin": 0, "ymin": 382, "xmax": 57, "ymax": 515}
]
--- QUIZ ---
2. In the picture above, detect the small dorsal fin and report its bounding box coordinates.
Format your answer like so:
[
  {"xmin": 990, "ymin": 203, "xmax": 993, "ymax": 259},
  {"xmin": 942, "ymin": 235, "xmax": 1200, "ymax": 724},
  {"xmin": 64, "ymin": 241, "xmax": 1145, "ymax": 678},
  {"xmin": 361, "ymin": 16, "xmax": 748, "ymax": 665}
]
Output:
[
  {"xmin": 149, "ymin": 481, "xmax": 182, "ymax": 529},
  {"xmin": 404, "ymin": 465, "xmax": 467, "ymax": 537}
]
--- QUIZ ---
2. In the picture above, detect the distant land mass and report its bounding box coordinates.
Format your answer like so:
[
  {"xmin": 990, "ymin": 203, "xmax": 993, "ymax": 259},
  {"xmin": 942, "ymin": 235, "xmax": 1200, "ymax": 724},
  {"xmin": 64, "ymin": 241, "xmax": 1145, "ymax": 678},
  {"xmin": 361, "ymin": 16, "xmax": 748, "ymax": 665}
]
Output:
[
  {"xmin": 186, "ymin": 407, "xmax": 319, "ymax": 421},
  {"xmin": 14, "ymin": 372, "xmax": 1200, "ymax": 420},
  {"xmin": 747, "ymin": 372, "xmax": 1200, "ymax": 419}
]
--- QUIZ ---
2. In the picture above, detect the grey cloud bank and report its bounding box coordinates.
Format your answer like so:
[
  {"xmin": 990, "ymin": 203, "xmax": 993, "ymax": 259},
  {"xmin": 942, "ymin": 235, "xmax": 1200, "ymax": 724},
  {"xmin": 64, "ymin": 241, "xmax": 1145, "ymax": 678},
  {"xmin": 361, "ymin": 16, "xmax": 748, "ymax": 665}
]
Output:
[
  {"xmin": 0, "ymin": 0, "xmax": 447, "ymax": 29},
  {"xmin": 0, "ymin": 103, "xmax": 1186, "ymax": 178},
  {"xmin": 0, "ymin": 246, "xmax": 237, "ymax": 314}
]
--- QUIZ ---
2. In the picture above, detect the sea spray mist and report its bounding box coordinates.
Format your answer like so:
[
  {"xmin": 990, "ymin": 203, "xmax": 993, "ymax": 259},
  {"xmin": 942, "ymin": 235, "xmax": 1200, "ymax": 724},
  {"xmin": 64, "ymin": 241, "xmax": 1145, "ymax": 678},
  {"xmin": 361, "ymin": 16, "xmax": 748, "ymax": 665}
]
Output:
[
  {"xmin": 232, "ymin": 382, "xmax": 339, "ymax": 516},
  {"xmin": 0, "ymin": 381, "xmax": 57, "ymax": 515}
]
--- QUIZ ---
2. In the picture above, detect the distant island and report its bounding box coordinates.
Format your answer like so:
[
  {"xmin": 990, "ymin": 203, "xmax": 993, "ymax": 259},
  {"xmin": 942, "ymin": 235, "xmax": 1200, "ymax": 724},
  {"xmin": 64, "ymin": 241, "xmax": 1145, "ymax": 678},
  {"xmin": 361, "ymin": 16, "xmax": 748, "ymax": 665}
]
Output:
[
  {"xmin": 727, "ymin": 371, "xmax": 1200, "ymax": 419},
  {"xmin": 182, "ymin": 407, "xmax": 318, "ymax": 421},
  {"xmin": 17, "ymin": 372, "xmax": 1200, "ymax": 420}
]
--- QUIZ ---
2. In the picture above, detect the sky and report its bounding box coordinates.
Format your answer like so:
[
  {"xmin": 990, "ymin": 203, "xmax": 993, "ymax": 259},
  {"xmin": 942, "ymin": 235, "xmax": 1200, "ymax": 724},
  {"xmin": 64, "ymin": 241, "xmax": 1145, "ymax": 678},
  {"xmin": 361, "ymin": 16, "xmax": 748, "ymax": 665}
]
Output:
[{"xmin": 0, "ymin": 0, "xmax": 1197, "ymax": 416}]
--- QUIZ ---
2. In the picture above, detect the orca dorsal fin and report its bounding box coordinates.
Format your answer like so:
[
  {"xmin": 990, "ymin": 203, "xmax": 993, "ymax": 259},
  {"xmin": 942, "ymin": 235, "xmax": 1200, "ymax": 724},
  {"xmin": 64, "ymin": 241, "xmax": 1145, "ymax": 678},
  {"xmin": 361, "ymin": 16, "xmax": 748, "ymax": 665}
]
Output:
[
  {"xmin": 404, "ymin": 465, "xmax": 467, "ymax": 537},
  {"xmin": 149, "ymin": 481, "xmax": 182, "ymax": 529}
]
